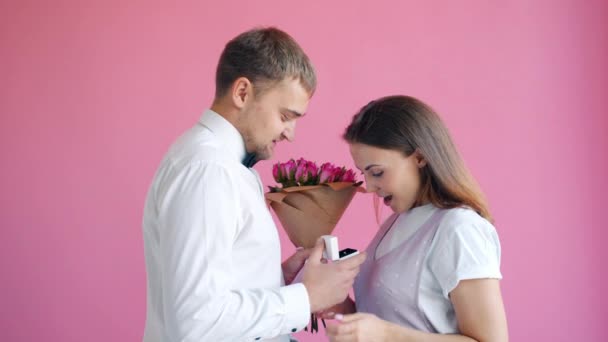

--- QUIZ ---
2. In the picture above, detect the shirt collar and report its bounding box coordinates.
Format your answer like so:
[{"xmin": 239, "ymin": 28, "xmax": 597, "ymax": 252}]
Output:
[{"xmin": 198, "ymin": 109, "xmax": 247, "ymax": 164}]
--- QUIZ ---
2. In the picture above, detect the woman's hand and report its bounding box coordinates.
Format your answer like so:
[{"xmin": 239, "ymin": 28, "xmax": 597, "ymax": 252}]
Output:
[{"xmin": 326, "ymin": 313, "xmax": 389, "ymax": 342}]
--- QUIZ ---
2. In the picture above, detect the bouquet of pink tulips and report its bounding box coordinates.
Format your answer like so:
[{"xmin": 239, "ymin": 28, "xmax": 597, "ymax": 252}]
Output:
[
  {"xmin": 266, "ymin": 158, "xmax": 362, "ymax": 333},
  {"xmin": 266, "ymin": 158, "xmax": 362, "ymax": 249}
]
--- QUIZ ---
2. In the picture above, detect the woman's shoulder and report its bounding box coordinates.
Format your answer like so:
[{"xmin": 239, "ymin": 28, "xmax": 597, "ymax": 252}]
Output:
[
  {"xmin": 435, "ymin": 206, "xmax": 499, "ymax": 244},
  {"xmin": 440, "ymin": 206, "xmax": 494, "ymax": 228},
  {"xmin": 428, "ymin": 206, "xmax": 503, "ymax": 297}
]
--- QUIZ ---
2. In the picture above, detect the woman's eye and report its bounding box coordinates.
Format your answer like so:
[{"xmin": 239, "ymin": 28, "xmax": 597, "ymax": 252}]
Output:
[{"xmin": 371, "ymin": 171, "xmax": 384, "ymax": 177}]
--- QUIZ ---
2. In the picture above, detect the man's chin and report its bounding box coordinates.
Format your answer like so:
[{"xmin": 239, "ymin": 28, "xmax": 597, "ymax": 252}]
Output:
[{"xmin": 255, "ymin": 149, "xmax": 273, "ymax": 161}]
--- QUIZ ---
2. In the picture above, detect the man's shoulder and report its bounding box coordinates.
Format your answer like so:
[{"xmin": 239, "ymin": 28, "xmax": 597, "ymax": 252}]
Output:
[{"xmin": 164, "ymin": 126, "xmax": 238, "ymax": 170}]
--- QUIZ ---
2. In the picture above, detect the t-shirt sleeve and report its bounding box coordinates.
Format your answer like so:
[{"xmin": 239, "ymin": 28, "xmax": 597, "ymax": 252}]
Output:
[{"xmin": 428, "ymin": 215, "xmax": 502, "ymax": 298}]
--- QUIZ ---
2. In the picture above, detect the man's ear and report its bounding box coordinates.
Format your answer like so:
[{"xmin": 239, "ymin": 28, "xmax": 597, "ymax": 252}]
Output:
[{"xmin": 231, "ymin": 77, "xmax": 253, "ymax": 109}]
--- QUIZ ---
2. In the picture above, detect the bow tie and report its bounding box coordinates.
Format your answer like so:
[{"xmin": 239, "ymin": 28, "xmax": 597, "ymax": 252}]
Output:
[{"xmin": 242, "ymin": 152, "xmax": 259, "ymax": 168}]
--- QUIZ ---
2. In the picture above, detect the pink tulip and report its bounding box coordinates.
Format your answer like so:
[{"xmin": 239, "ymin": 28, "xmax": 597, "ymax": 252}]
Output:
[
  {"xmin": 272, "ymin": 163, "xmax": 283, "ymax": 182},
  {"xmin": 342, "ymin": 169, "xmax": 357, "ymax": 182},
  {"xmin": 333, "ymin": 167, "xmax": 346, "ymax": 182},
  {"xmin": 284, "ymin": 159, "xmax": 297, "ymax": 182},
  {"xmin": 319, "ymin": 163, "xmax": 336, "ymax": 183},
  {"xmin": 307, "ymin": 161, "xmax": 318, "ymax": 179},
  {"xmin": 280, "ymin": 163, "xmax": 288, "ymax": 181},
  {"xmin": 295, "ymin": 161, "xmax": 307, "ymax": 184},
  {"xmin": 295, "ymin": 160, "xmax": 318, "ymax": 185}
]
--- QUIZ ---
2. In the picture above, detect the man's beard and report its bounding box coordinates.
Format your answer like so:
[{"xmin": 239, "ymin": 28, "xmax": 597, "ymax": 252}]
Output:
[
  {"xmin": 253, "ymin": 144, "xmax": 272, "ymax": 160},
  {"xmin": 242, "ymin": 127, "xmax": 273, "ymax": 160}
]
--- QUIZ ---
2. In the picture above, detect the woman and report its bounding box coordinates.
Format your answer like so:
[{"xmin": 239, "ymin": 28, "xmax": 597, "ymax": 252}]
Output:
[{"xmin": 324, "ymin": 95, "xmax": 508, "ymax": 341}]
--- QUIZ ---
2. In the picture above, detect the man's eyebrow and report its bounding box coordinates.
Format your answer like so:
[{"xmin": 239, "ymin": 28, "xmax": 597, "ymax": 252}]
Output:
[{"xmin": 282, "ymin": 108, "xmax": 305, "ymax": 117}]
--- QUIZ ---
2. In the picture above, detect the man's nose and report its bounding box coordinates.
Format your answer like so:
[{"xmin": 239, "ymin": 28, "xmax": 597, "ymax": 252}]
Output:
[{"xmin": 282, "ymin": 121, "xmax": 296, "ymax": 142}]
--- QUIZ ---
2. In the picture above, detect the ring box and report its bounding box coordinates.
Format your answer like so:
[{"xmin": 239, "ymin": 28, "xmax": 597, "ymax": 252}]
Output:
[
  {"xmin": 322, "ymin": 235, "xmax": 359, "ymax": 261},
  {"xmin": 291, "ymin": 236, "xmax": 360, "ymax": 284}
]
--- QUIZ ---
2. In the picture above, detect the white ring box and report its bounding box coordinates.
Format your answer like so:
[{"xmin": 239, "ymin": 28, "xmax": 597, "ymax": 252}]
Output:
[
  {"xmin": 291, "ymin": 235, "xmax": 359, "ymax": 284},
  {"xmin": 322, "ymin": 235, "xmax": 359, "ymax": 261},
  {"xmin": 322, "ymin": 235, "xmax": 340, "ymax": 261}
]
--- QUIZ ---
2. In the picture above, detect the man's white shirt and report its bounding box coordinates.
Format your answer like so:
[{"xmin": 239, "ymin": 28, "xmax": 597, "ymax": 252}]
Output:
[{"xmin": 142, "ymin": 110, "xmax": 310, "ymax": 341}]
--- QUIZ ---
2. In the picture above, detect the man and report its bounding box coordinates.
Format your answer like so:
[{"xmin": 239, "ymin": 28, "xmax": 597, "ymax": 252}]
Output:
[{"xmin": 142, "ymin": 27, "xmax": 366, "ymax": 341}]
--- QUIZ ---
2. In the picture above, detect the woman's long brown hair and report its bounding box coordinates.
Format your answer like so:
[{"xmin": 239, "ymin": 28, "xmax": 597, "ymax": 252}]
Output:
[{"xmin": 344, "ymin": 95, "xmax": 493, "ymax": 222}]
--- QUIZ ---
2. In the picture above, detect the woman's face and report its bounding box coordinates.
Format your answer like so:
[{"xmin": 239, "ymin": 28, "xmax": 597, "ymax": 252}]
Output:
[{"xmin": 349, "ymin": 143, "xmax": 426, "ymax": 213}]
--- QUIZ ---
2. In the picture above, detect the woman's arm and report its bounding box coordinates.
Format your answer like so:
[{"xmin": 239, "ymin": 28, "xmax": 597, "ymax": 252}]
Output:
[
  {"xmin": 327, "ymin": 279, "xmax": 508, "ymax": 342},
  {"xmin": 449, "ymin": 278, "xmax": 508, "ymax": 342}
]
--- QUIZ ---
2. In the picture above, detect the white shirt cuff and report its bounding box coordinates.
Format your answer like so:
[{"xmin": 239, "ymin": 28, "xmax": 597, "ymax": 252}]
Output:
[{"xmin": 279, "ymin": 283, "xmax": 310, "ymax": 334}]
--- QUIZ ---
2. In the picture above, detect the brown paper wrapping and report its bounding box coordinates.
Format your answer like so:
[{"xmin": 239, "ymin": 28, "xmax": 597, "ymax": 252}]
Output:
[{"xmin": 265, "ymin": 182, "xmax": 363, "ymax": 248}]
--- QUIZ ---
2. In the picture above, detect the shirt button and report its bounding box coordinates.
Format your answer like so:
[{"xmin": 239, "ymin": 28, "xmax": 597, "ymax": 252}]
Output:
[{"xmin": 291, "ymin": 328, "xmax": 297, "ymax": 332}]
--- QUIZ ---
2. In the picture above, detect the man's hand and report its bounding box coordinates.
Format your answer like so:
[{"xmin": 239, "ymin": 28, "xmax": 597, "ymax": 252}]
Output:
[
  {"xmin": 302, "ymin": 238, "xmax": 366, "ymax": 313},
  {"xmin": 316, "ymin": 296, "xmax": 356, "ymax": 319},
  {"xmin": 282, "ymin": 247, "xmax": 312, "ymax": 285}
]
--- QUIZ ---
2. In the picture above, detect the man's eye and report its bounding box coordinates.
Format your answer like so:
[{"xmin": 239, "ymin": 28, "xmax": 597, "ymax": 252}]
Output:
[{"xmin": 372, "ymin": 171, "xmax": 384, "ymax": 177}]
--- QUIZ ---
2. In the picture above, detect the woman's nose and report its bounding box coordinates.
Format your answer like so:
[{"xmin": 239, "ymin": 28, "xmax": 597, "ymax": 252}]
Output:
[{"xmin": 365, "ymin": 181, "xmax": 378, "ymax": 193}]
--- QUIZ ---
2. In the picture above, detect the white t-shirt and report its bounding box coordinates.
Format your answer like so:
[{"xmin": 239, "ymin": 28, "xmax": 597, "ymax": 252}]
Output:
[{"xmin": 376, "ymin": 204, "xmax": 502, "ymax": 333}]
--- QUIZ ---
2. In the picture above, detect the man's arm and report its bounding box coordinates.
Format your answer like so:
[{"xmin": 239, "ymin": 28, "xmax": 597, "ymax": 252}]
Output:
[{"xmin": 157, "ymin": 161, "xmax": 310, "ymax": 341}]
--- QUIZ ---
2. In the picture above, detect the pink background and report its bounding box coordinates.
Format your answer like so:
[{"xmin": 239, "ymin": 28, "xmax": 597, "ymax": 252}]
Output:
[{"xmin": 1, "ymin": 1, "xmax": 606, "ymax": 341}]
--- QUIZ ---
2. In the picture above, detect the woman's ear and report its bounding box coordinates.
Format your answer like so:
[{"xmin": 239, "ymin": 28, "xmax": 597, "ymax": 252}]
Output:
[
  {"xmin": 415, "ymin": 150, "xmax": 427, "ymax": 168},
  {"xmin": 231, "ymin": 77, "xmax": 252, "ymax": 109}
]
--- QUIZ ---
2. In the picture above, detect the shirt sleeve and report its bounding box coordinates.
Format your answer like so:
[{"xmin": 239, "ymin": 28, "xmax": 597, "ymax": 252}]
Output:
[
  {"xmin": 428, "ymin": 217, "xmax": 503, "ymax": 298},
  {"xmin": 156, "ymin": 161, "xmax": 310, "ymax": 341}
]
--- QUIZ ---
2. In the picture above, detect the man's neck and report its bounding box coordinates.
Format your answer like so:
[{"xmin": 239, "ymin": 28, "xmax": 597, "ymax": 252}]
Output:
[
  {"xmin": 210, "ymin": 99, "xmax": 252, "ymax": 155},
  {"xmin": 211, "ymin": 100, "xmax": 241, "ymax": 130},
  {"xmin": 211, "ymin": 99, "xmax": 233, "ymax": 118}
]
